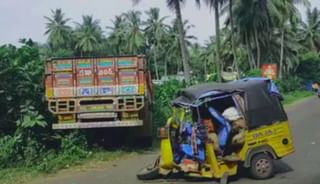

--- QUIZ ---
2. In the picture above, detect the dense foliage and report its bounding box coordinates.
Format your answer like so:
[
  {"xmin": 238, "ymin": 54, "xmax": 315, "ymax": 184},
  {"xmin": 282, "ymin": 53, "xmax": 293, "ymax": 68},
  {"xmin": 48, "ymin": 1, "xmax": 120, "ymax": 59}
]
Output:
[
  {"xmin": 40, "ymin": 3, "xmax": 320, "ymax": 82},
  {"xmin": 0, "ymin": 0, "xmax": 319, "ymax": 178},
  {"xmin": 0, "ymin": 41, "xmax": 91, "ymax": 172},
  {"xmin": 153, "ymin": 80, "xmax": 186, "ymax": 129}
]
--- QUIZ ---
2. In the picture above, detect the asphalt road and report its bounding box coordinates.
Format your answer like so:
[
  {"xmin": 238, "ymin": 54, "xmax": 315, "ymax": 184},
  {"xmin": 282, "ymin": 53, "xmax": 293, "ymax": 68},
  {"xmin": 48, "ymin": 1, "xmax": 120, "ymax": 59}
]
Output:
[{"xmin": 33, "ymin": 96, "xmax": 320, "ymax": 184}]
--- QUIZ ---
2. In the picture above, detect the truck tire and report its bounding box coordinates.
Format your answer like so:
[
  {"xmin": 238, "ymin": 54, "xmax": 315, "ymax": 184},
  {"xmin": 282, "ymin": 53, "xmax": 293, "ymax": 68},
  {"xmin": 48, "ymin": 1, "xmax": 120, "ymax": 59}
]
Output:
[{"xmin": 250, "ymin": 153, "xmax": 274, "ymax": 179}]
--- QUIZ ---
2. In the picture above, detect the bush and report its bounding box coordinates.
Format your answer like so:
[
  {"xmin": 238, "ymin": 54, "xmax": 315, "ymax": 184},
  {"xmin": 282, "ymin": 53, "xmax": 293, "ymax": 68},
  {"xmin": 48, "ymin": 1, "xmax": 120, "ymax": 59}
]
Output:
[
  {"xmin": 283, "ymin": 91, "xmax": 313, "ymax": 105},
  {"xmin": 0, "ymin": 135, "xmax": 21, "ymax": 168},
  {"xmin": 296, "ymin": 52, "xmax": 320, "ymax": 81},
  {"xmin": 274, "ymin": 76, "xmax": 304, "ymax": 93},
  {"xmin": 0, "ymin": 133, "xmax": 45, "ymax": 169},
  {"xmin": 245, "ymin": 69, "xmax": 262, "ymax": 77},
  {"xmin": 22, "ymin": 137, "xmax": 46, "ymax": 167},
  {"xmin": 60, "ymin": 132, "xmax": 89, "ymax": 157},
  {"xmin": 35, "ymin": 132, "xmax": 90, "ymax": 173},
  {"xmin": 152, "ymin": 80, "xmax": 185, "ymax": 130}
]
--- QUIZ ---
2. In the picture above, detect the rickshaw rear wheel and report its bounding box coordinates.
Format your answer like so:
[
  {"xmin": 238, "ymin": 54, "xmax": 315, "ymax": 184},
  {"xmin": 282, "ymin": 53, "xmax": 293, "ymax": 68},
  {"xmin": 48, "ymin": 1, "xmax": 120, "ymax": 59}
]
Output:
[{"xmin": 250, "ymin": 153, "xmax": 274, "ymax": 179}]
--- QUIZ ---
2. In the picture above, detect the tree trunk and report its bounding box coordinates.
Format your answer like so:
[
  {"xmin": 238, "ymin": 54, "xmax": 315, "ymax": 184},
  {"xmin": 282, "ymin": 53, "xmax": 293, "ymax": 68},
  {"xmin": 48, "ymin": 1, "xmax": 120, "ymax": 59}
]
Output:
[
  {"xmin": 204, "ymin": 58, "xmax": 208, "ymax": 80},
  {"xmin": 279, "ymin": 28, "xmax": 285, "ymax": 79},
  {"xmin": 174, "ymin": 0, "xmax": 191, "ymax": 84},
  {"xmin": 254, "ymin": 27, "xmax": 261, "ymax": 69},
  {"xmin": 245, "ymin": 32, "xmax": 254, "ymax": 69},
  {"xmin": 214, "ymin": 1, "xmax": 222, "ymax": 82},
  {"xmin": 229, "ymin": 0, "xmax": 240, "ymax": 79},
  {"xmin": 164, "ymin": 56, "xmax": 168, "ymax": 77},
  {"xmin": 153, "ymin": 46, "xmax": 160, "ymax": 80}
]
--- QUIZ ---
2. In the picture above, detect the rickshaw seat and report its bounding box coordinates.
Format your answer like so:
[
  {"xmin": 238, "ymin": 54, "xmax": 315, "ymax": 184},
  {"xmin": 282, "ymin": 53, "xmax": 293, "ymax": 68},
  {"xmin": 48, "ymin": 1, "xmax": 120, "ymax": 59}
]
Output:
[{"xmin": 208, "ymin": 107, "xmax": 232, "ymax": 149}]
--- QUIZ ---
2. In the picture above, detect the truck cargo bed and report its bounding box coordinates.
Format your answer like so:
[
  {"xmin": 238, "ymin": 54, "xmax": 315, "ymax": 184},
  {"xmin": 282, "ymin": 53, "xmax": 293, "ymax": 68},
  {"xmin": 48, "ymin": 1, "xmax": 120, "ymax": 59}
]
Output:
[
  {"xmin": 44, "ymin": 56, "xmax": 152, "ymax": 130},
  {"xmin": 45, "ymin": 56, "xmax": 147, "ymax": 99}
]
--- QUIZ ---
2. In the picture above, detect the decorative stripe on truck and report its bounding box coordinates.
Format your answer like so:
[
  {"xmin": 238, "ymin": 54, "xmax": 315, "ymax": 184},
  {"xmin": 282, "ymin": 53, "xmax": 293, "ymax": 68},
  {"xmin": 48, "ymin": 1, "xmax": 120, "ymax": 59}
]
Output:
[{"xmin": 52, "ymin": 120, "xmax": 143, "ymax": 129}]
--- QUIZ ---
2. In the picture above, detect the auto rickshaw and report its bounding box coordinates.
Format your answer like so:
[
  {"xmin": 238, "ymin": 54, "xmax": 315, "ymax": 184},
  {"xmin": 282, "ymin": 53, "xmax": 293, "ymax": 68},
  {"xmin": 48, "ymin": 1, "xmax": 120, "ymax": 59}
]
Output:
[{"xmin": 137, "ymin": 78, "xmax": 294, "ymax": 184}]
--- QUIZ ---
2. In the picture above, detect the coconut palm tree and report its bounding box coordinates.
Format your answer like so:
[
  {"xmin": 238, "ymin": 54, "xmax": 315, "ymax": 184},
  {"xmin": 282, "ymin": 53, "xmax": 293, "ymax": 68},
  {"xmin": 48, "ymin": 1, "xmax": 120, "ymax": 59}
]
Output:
[
  {"xmin": 223, "ymin": 0, "xmax": 240, "ymax": 79},
  {"xmin": 44, "ymin": 9, "xmax": 72, "ymax": 51},
  {"xmin": 200, "ymin": 36, "xmax": 217, "ymax": 81},
  {"xmin": 123, "ymin": 10, "xmax": 145, "ymax": 54},
  {"xmin": 196, "ymin": 0, "xmax": 225, "ymax": 82},
  {"xmin": 273, "ymin": 0, "xmax": 309, "ymax": 79},
  {"xmin": 269, "ymin": 25, "xmax": 303, "ymax": 76},
  {"xmin": 133, "ymin": 0, "xmax": 191, "ymax": 83},
  {"xmin": 106, "ymin": 15, "xmax": 128, "ymax": 55},
  {"xmin": 172, "ymin": 19, "xmax": 197, "ymax": 73},
  {"xmin": 232, "ymin": 0, "xmax": 275, "ymax": 69},
  {"xmin": 300, "ymin": 7, "xmax": 320, "ymax": 52},
  {"xmin": 165, "ymin": 26, "xmax": 181, "ymax": 76},
  {"xmin": 144, "ymin": 8, "xmax": 169, "ymax": 80},
  {"xmin": 74, "ymin": 15, "xmax": 103, "ymax": 56}
]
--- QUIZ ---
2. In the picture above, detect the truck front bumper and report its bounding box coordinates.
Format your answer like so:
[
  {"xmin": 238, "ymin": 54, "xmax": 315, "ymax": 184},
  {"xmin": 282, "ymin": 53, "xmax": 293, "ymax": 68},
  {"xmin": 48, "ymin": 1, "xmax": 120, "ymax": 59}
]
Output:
[{"xmin": 52, "ymin": 120, "xmax": 143, "ymax": 129}]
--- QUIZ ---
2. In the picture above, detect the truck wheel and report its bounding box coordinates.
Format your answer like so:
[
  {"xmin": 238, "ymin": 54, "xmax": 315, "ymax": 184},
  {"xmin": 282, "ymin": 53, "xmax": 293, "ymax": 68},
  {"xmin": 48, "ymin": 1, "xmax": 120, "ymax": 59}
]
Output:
[{"xmin": 250, "ymin": 153, "xmax": 274, "ymax": 179}]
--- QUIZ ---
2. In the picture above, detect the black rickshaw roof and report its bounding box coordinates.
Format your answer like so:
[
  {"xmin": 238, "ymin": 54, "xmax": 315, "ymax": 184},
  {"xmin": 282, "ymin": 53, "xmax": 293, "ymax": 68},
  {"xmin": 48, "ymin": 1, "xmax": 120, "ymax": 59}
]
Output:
[
  {"xmin": 173, "ymin": 78, "xmax": 287, "ymax": 129},
  {"xmin": 173, "ymin": 79, "xmax": 276, "ymax": 105}
]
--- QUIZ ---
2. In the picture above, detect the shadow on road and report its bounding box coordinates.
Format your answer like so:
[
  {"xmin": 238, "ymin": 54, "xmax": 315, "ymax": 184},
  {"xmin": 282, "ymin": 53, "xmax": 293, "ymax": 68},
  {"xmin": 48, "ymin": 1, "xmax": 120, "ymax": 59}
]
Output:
[
  {"xmin": 274, "ymin": 160, "xmax": 294, "ymax": 174},
  {"xmin": 83, "ymin": 128, "xmax": 158, "ymax": 150},
  {"xmin": 236, "ymin": 159, "xmax": 294, "ymax": 180}
]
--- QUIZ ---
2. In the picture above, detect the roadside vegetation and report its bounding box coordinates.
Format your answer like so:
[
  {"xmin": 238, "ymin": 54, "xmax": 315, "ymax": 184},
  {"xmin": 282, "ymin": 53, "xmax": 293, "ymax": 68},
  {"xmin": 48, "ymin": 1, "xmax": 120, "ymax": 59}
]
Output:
[{"xmin": 1, "ymin": 0, "xmax": 320, "ymax": 183}]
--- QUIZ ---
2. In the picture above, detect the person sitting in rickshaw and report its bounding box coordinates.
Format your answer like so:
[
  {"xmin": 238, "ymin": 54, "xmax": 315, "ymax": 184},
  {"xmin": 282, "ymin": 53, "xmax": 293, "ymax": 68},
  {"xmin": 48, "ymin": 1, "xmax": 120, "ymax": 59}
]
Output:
[
  {"xmin": 206, "ymin": 106, "xmax": 247, "ymax": 160},
  {"xmin": 222, "ymin": 107, "xmax": 247, "ymax": 145}
]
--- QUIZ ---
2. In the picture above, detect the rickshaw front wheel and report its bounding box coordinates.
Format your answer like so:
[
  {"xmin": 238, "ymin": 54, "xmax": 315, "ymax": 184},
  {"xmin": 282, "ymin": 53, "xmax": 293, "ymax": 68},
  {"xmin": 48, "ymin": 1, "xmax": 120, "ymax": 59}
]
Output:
[{"xmin": 250, "ymin": 153, "xmax": 274, "ymax": 179}]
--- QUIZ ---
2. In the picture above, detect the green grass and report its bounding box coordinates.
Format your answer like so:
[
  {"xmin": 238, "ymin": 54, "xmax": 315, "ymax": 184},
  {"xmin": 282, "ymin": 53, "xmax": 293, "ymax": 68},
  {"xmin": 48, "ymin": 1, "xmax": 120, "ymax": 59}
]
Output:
[
  {"xmin": 0, "ymin": 149, "xmax": 141, "ymax": 184},
  {"xmin": 0, "ymin": 168, "xmax": 38, "ymax": 184},
  {"xmin": 283, "ymin": 90, "xmax": 314, "ymax": 105}
]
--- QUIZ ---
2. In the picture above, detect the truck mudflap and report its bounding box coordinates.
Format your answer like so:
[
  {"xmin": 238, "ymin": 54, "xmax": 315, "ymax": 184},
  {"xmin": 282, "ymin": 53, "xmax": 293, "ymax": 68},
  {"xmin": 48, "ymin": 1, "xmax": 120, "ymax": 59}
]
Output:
[{"xmin": 52, "ymin": 120, "xmax": 143, "ymax": 129}]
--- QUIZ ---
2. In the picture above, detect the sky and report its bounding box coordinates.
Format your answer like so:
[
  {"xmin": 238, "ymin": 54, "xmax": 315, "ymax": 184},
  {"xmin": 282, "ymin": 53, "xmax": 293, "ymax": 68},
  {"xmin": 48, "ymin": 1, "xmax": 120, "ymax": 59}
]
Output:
[{"xmin": 0, "ymin": 0, "xmax": 320, "ymax": 46}]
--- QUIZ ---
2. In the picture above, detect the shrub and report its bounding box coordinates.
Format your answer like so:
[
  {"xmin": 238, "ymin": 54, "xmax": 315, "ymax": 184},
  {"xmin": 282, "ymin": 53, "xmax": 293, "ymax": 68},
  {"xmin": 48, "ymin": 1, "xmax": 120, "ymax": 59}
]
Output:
[
  {"xmin": 245, "ymin": 69, "xmax": 262, "ymax": 77},
  {"xmin": 0, "ymin": 135, "xmax": 21, "ymax": 168},
  {"xmin": 152, "ymin": 80, "xmax": 185, "ymax": 130},
  {"xmin": 60, "ymin": 132, "xmax": 88, "ymax": 157},
  {"xmin": 274, "ymin": 76, "xmax": 304, "ymax": 93},
  {"xmin": 36, "ymin": 132, "xmax": 90, "ymax": 173},
  {"xmin": 296, "ymin": 52, "xmax": 320, "ymax": 81}
]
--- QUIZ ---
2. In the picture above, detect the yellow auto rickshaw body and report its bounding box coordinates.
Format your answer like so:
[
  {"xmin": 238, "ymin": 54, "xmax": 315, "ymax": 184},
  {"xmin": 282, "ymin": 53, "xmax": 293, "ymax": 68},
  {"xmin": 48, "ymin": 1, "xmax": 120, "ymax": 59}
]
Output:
[
  {"xmin": 158, "ymin": 109, "xmax": 294, "ymax": 179},
  {"xmin": 140, "ymin": 78, "xmax": 295, "ymax": 182}
]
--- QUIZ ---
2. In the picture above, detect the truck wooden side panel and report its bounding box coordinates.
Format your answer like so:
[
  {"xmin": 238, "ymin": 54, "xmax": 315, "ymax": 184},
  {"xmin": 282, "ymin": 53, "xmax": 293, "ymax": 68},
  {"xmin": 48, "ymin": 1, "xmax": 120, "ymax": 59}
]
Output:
[
  {"xmin": 44, "ymin": 56, "xmax": 151, "ymax": 130},
  {"xmin": 45, "ymin": 56, "xmax": 146, "ymax": 99}
]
